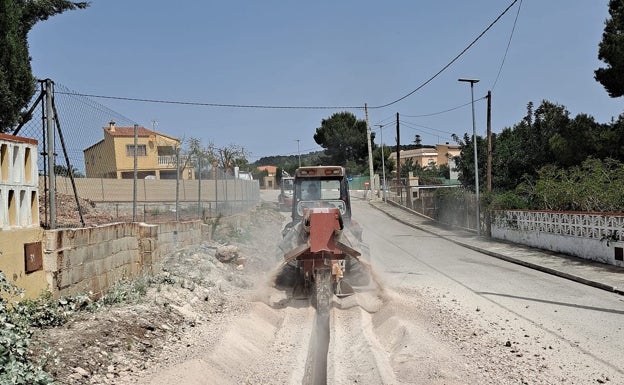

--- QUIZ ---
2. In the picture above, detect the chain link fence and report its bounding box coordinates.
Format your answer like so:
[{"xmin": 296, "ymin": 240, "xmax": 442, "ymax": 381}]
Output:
[{"xmin": 14, "ymin": 80, "xmax": 259, "ymax": 228}]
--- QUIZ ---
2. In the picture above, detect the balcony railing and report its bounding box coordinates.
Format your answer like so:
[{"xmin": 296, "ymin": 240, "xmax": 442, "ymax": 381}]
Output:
[{"xmin": 158, "ymin": 155, "xmax": 177, "ymax": 166}]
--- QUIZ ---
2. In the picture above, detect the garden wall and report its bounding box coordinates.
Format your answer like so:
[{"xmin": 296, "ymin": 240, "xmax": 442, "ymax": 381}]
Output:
[
  {"xmin": 43, "ymin": 220, "xmax": 206, "ymax": 298},
  {"xmin": 491, "ymin": 210, "xmax": 624, "ymax": 267}
]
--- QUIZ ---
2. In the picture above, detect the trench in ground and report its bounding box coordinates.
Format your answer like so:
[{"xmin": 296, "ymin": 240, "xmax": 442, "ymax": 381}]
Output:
[{"xmin": 302, "ymin": 311, "xmax": 330, "ymax": 385}]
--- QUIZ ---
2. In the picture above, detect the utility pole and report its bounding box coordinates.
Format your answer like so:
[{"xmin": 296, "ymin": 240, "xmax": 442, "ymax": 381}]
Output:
[
  {"xmin": 365, "ymin": 103, "xmax": 375, "ymax": 200},
  {"xmin": 376, "ymin": 124, "xmax": 387, "ymax": 202},
  {"xmin": 296, "ymin": 139, "xmax": 301, "ymax": 167},
  {"xmin": 45, "ymin": 79, "xmax": 56, "ymax": 229},
  {"xmin": 486, "ymin": 90, "xmax": 492, "ymax": 193},
  {"xmin": 396, "ymin": 112, "xmax": 401, "ymax": 204},
  {"xmin": 458, "ymin": 78, "xmax": 480, "ymax": 236}
]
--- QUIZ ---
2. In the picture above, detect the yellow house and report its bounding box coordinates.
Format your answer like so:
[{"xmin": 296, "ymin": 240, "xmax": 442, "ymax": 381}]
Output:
[
  {"xmin": 83, "ymin": 121, "xmax": 194, "ymax": 179},
  {"xmin": 389, "ymin": 143, "xmax": 460, "ymax": 168}
]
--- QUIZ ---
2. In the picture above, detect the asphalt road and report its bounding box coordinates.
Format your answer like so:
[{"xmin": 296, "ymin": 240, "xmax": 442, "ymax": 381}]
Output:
[
  {"xmin": 259, "ymin": 189, "xmax": 624, "ymax": 381},
  {"xmin": 351, "ymin": 199, "xmax": 624, "ymax": 381}
]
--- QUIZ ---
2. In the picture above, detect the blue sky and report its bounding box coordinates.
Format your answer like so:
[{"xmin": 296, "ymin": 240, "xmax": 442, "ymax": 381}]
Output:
[{"xmin": 28, "ymin": 0, "xmax": 622, "ymax": 163}]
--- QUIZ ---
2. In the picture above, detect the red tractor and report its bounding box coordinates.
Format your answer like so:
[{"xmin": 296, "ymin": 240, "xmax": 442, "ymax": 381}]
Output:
[{"xmin": 277, "ymin": 166, "xmax": 368, "ymax": 310}]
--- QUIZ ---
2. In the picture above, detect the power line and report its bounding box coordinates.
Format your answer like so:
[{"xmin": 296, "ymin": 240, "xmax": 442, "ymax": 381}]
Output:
[
  {"xmin": 373, "ymin": 113, "xmax": 398, "ymax": 127},
  {"xmin": 402, "ymin": 96, "xmax": 487, "ymax": 118},
  {"xmin": 491, "ymin": 0, "xmax": 523, "ymax": 90},
  {"xmin": 399, "ymin": 120, "xmax": 455, "ymax": 136},
  {"xmin": 55, "ymin": 91, "xmax": 365, "ymax": 111},
  {"xmin": 370, "ymin": 0, "xmax": 519, "ymax": 109},
  {"xmin": 53, "ymin": 0, "xmax": 518, "ymax": 114},
  {"xmin": 55, "ymin": 83, "xmax": 137, "ymax": 125}
]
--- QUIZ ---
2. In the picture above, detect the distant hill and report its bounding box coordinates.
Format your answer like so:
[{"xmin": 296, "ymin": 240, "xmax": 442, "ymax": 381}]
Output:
[{"xmin": 254, "ymin": 151, "xmax": 325, "ymax": 169}]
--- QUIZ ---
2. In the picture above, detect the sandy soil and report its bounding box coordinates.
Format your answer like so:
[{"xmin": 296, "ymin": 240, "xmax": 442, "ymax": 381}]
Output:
[{"xmin": 31, "ymin": 200, "xmax": 617, "ymax": 384}]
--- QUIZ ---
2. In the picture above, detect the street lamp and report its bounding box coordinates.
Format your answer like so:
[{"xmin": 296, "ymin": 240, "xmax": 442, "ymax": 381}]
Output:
[
  {"xmin": 375, "ymin": 124, "xmax": 387, "ymax": 202},
  {"xmin": 458, "ymin": 78, "xmax": 480, "ymax": 236},
  {"xmin": 296, "ymin": 139, "xmax": 301, "ymax": 167}
]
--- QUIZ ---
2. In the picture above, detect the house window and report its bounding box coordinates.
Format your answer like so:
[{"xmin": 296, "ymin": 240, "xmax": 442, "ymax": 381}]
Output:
[{"xmin": 126, "ymin": 144, "xmax": 147, "ymax": 156}]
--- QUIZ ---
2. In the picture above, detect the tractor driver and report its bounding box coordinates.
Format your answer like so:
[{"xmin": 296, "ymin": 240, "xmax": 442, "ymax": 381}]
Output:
[{"xmin": 303, "ymin": 182, "xmax": 320, "ymax": 200}]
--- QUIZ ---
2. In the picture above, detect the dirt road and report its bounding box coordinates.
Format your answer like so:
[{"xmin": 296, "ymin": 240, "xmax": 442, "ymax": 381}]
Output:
[{"xmin": 34, "ymin": 197, "xmax": 621, "ymax": 384}]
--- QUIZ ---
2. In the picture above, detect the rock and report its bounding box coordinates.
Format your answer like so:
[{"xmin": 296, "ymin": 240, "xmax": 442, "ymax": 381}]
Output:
[
  {"xmin": 216, "ymin": 245, "xmax": 239, "ymax": 262},
  {"xmin": 181, "ymin": 279, "xmax": 196, "ymax": 291},
  {"xmin": 74, "ymin": 366, "xmax": 90, "ymax": 377},
  {"xmin": 269, "ymin": 291, "xmax": 289, "ymax": 308},
  {"xmin": 171, "ymin": 303, "xmax": 198, "ymax": 322}
]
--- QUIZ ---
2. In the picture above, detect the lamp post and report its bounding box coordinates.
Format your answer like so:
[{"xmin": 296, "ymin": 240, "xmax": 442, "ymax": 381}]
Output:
[
  {"xmin": 458, "ymin": 78, "xmax": 480, "ymax": 236},
  {"xmin": 375, "ymin": 124, "xmax": 387, "ymax": 202},
  {"xmin": 296, "ymin": 139, "xmax": 301, "ymax": 168}
]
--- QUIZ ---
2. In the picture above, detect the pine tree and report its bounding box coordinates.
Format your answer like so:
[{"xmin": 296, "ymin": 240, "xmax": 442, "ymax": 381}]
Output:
[
  {"xmin": 0, "ymin": 0, "xmax": 88, "ymax": 132},
  {"xmin": 595, "ymin": 0, "xmax": 624, "ymax": 97}
]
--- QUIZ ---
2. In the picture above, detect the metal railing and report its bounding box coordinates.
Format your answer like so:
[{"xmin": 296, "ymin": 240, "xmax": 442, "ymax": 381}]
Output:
[{"xmin": 157, "ymin": 155, "xmax": 177, "ymax": 166}]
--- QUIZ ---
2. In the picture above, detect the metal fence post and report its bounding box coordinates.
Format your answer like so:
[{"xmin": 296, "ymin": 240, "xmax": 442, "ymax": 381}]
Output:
[
  {"xmin": 132, "ymin": 123, "xmax": 138, "ymax": 222},
  {"xmin": 175, "ymin": 146, "xmax": 180, "ymax": 221},
  {"xmin": 198, "ymin": 156, "xmax": 202, "ymax": 219},
  {"xmin": 46, "ymin": 79, "xmax": 56, "ymax": 229}
]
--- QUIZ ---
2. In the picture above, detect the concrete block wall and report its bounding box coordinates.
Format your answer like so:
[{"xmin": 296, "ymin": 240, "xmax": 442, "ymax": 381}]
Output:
[
  {"xmin": 52, "ymin": 175, "xmax": 259, "ymax": 204},
  {"xmin": 155, "ymin": 221, "xmax": 203, "ymax": 263},
  {"xmin": 44, "ymin": 223, "xmax": 142, "ymax": 298},
  {"xmin": 0, "ymin": 134, "xmax": 39, "ymax": 230},
  {"xmin": 42, "ymin": 220, "xmax": 204, "ymax": 298}
]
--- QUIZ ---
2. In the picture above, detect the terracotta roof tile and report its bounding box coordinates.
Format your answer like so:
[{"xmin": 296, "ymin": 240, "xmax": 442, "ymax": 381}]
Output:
[
  {"xmin": 257, "ymin": 165, "xmax": 277, "ymax": 173},
  {"xmin": 104, "ymin": 126, "xmax": 155, "ymax": 137}
]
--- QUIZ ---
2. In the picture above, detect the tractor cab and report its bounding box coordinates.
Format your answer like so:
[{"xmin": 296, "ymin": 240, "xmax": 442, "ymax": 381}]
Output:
[{"xmin": 290, "ymin": 166, "xmax": 352, "ymax": 224}]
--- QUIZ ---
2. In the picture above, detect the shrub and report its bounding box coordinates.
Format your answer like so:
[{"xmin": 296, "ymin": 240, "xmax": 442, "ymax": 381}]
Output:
[
  {"xmin": 0, "ymin": 273, "xmax": 56, "ymax": 385},
  {"xmin": 0, "ymin": 271, "xmax": 150, "ymax": 385},
  {"xmin": 488, "ymin": 191, "xmax": 530, "ymax": 210}
]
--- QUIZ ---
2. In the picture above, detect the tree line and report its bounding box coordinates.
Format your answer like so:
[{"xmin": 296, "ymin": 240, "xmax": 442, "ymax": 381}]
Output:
[
  {"xmin": 454, "ymin": 100, "xmax": 624, "ymax": 211},
  {"xmin": 450, "ymin": 0, "xmax": 624, "ymax": 212}
]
